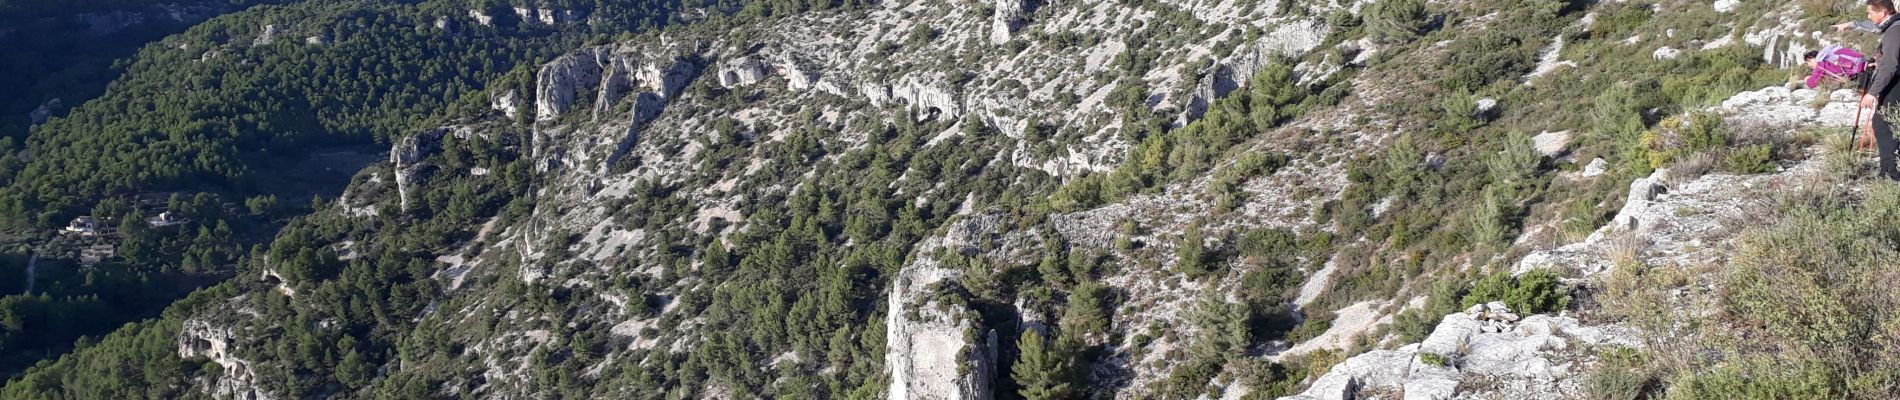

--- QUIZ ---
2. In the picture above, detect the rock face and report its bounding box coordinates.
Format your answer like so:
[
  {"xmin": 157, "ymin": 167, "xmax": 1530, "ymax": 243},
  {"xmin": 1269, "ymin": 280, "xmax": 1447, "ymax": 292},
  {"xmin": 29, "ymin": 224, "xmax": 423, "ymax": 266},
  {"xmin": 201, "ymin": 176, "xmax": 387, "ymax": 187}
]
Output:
[
  {"xmin": 180, "ymin": 314, "xmax": 272, "ymax": 400},
  {"xmin": 199, "ymin": 0, "xmax": 1378, "ymax": 397},
  {"xmin": 469, "ymin": 9, "xmax": 494, "ymax": 26},
  {"xmin": 253, "ymin": 24, "xmax": 278, "ymax": 46},
  {"xmin": 391, "ymin": 128, "xmax": 447, "ymax": 211},
  {"xmin": 866, "ymin": 77, "xmax": 963, "ymax": 122},
  {"xmin": 716, "ymin": 57, "xmax": 769, "ymax": 88},
  {"xmin": 774, "ymin": 56, "xmax": 818, "ymax": 90},
  {"xmin": 1279, "ymin": 308, "xmax": 1639, "ymax": 400},
  {"xmin": 534, "ymin": 48, "xmax": 696, "ymax": 123},
  {"xmin": 887, "ymin": 217, "xmax": 1001, "ymax": 400},
  {"xmin": 514, "ymin": 7, "xmax": 584, "ymax": 25},
  {"xmin": 491, "ymin": 89, "xmax": 520, "ymax": 119},
  {"xmin": 988, "ymin": 0, "xmax": 1029, "ymax": 44},
  {"xmin": 1183, "ymin": 19, "xmax": 1329, "ymax": 123},
  {"xmin": 529, "ymin": 46, "xmax": 697, "ymax": 174},
  {"xmin": 535, "ymin": 52, "xmax": 604, "ymax": 121}
]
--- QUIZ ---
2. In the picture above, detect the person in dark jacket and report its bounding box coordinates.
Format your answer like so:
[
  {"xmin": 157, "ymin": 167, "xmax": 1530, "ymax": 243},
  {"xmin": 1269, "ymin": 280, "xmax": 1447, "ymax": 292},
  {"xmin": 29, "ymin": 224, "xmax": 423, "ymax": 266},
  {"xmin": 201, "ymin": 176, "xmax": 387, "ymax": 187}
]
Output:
[{"xmin": 1862, "ymin": 0, "xmax": 1900, "ymax": 180}]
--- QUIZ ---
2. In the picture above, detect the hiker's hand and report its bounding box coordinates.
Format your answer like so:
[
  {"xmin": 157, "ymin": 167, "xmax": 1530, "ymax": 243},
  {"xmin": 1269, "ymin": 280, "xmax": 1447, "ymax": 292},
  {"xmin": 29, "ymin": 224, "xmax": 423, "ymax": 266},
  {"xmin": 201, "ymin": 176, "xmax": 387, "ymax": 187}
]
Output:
[
  {"xmin": 1863, "ymin": 93, "xmax": 1879, "ymax": 108},
  {"xmin": 1836, "ymin": 22, "xmax": 1856, "ymax": 33}
]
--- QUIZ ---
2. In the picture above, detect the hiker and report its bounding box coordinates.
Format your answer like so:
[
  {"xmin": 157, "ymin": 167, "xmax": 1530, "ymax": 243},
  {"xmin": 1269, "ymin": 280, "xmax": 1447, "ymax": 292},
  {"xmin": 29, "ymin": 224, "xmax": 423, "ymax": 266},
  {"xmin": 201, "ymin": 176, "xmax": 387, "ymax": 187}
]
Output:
[
  {"xmin": 1861, "ymin": 0, "xmax": 1900, "ymax": 180},
  {"xmin": 1805, "ymin": 45, "xmax": 1869, "ymax": 89}
]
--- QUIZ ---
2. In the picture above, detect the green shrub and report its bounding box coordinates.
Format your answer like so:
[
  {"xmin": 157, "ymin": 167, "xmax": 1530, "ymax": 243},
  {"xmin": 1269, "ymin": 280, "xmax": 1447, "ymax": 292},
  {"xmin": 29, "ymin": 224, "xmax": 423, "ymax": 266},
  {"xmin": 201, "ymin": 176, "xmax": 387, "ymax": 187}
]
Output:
[
  {"xmin": 1665, "ymin": 357, "xmax": 1844, "ymax": 400},
  {"xmin": 1586, "ymin": 347, "xmax": 1656, "ymax": 400},
  {"xmin": 1285, "ymin": 312, "xmax": 1334, "ymax": 344},
  {"xmin": 906, "ymin": 24, "xmax": 937, "ymax": 47},
  {"xmin": 1722, "ymin": 144, "xmax": 1774, "ymax": 174},
  {"xmin": 1462, "ymin": 268, "xmax": 1568, "ymax": 314},
  {"xmin": 1419, "ymin": 352, "xmax": 1450, "ymax": 367},
  {"xmin": 1589, "ymin": 4, "xmax": 1653, "ymax": 38}
]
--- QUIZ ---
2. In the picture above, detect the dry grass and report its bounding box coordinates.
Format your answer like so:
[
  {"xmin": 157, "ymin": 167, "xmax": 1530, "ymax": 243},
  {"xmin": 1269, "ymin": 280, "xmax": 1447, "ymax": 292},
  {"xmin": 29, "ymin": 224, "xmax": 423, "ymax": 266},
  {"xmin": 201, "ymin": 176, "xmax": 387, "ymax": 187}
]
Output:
[
  {"xmin": 1597, "ymin": 183, "xmax": 1900, "ymax": 398},
  {"xmin": 1606, "ymin": 234, "xmax": 1648, "ymax": 270}
]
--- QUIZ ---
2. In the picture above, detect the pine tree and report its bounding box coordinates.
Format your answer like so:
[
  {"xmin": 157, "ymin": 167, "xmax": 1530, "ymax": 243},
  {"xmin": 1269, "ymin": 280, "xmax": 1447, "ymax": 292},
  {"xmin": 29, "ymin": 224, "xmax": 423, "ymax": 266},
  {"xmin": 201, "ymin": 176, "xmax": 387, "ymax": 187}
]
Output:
[
  {"xmin": 702, "ymin": 238, "xmax": 731, "ymax": 276},
  {"xmin": 1063, "ymin": 282, "xmax": 1109, "ymax": 337},
  {"xmin": 1176, "ymin": 224, "xmax": 1209, "ymax": 277},
  {"xmin": 334, "ymin": 337, "xmax": 371, "ymax": 388},
  {"xmin": 1368, "ymin": 0, "xmax": 1429, "ymax": 44},
  {"xmin": 1013, "ymin": 330, "xmax": 1072, "ymax": 400}
]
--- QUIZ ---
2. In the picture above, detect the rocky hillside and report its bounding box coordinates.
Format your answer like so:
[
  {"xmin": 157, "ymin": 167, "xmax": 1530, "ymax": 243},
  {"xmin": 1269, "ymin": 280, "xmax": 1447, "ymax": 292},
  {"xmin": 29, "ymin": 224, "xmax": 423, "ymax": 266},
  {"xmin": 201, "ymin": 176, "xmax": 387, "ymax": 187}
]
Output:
[{"xmin": 6, "ymin": 0, "xmax": 1897, "ymax": 399}]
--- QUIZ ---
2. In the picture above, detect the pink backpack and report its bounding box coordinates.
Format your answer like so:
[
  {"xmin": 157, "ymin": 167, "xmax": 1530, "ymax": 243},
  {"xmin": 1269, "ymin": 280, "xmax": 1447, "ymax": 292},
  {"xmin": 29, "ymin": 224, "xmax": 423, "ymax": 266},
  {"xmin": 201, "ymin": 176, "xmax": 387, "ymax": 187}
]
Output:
[{"xmin": 1808, "ymin": 45, "xmax": 1867, "ymax": 89}]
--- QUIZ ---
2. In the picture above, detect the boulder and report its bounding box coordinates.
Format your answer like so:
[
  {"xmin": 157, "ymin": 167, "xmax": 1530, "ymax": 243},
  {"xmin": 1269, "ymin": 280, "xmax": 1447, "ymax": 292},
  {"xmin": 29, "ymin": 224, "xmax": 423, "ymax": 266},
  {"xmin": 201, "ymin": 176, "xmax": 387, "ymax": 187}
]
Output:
[
  {"xmin": 1713, "ymin": 0, "xmax": 1739, "ymax": 12},
  {"xmin": 1532, "ymin": 130, "xmax": 1571, "ymax": 157},
  {"xmin": 1475, "ymin": 98, "xmax": 1499, "ymax": 119},
  {"xmin": 1652, "ymin": 46, "xmax": 1680, "ymax": 60},
  {"xmin": 1580, "ymin": 158, "xmax": 1607, "ymax": 177}
]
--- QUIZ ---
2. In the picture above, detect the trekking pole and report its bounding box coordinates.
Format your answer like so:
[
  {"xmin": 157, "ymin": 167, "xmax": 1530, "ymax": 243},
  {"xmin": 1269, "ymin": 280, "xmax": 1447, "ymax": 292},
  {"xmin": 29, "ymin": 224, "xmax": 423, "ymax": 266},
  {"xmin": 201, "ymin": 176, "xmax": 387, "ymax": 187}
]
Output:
[
  {"xmin": 1866, "ymin": 101, "xmax": 1881, "ymax": 154},
  {"xmin": 1855, "ymin": 91, "xmax": 1866, "ymax": 152}
]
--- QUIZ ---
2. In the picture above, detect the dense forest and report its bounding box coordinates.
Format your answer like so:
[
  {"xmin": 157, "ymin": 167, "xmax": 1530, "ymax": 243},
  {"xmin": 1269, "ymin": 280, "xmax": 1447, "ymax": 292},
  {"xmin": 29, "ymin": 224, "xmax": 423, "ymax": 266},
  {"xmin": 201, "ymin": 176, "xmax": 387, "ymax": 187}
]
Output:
[{"xmin": 0, "ymin": 0, "xmax": 790, "ymax": 385}]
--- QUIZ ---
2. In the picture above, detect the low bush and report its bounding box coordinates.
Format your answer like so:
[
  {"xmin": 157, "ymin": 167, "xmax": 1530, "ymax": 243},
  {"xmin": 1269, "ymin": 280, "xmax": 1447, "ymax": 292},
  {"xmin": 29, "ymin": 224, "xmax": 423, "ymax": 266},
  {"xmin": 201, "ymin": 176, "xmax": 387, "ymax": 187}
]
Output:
[{"xmin": 1461, "ymin": 268, "xmax": 1567, "ymax": 314}]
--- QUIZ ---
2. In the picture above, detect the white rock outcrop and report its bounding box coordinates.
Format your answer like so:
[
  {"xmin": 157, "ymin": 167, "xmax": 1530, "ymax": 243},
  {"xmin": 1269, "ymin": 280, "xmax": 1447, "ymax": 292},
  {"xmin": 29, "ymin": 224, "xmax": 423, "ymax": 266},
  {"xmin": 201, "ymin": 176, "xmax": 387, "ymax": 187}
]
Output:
[
  {"xmin": 1531, "ymin": 130, "xmax": 1571, "ymax": 157},
  {"xmin": 887, "ymin": 217, "xmax": 1000, "ymax": 400},
  {"xmin": 864, "ymin": 77, "xmax": 963, "ymax": 121},
  {"xmin": 1718, "ymin": 86, "xmax": 1858, "ymax": 128},
  {"xmin": 469, "ymin": 9, "xmax": 494, "ymax": 26},
  {"xmin": 253, "ymin": 24, "xmax": 278, "ymax": 46},
  {"xmin": 491, "ymin": 89, "xmax": 520, "ymax": 119},
  {"xmin": 1518, "ymin": 85, "xmax": 1847, "ymax": 275},
  {"xmin": 536, "ymin": 52, "xmax": 605, "ymax": 121},
  {"xmin": 1652, "ymin": 46, "xmax": 1680, "ymax": 60},
  {"xmin": 534, "ymin": 48, "xmax": 696, "ymax": 123},
  {"xmin": 1280, "ymin": 308, "xmax": 1639, "ymax": 400},
  {"xmin": 514, "ymin": 7, "xmax": 584, "ymax": 25},
  {"xmin": 1182, "ymin": 19, "xmax": 1329, "ymax": 122},
  {"xmin": 988, "ymin": 0, "xmax": 1028, "ymax": 44},
  {"xmin": 180, "ymin": 316, "xmax": 273, "ymax": 400},
  {"xmin": 1580, "ymin": 158, "xmax": 1608, "ymax": 177},
  {"xmin": 716, "ymin": 57, "xmax": 769, "ymax": 88}
]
